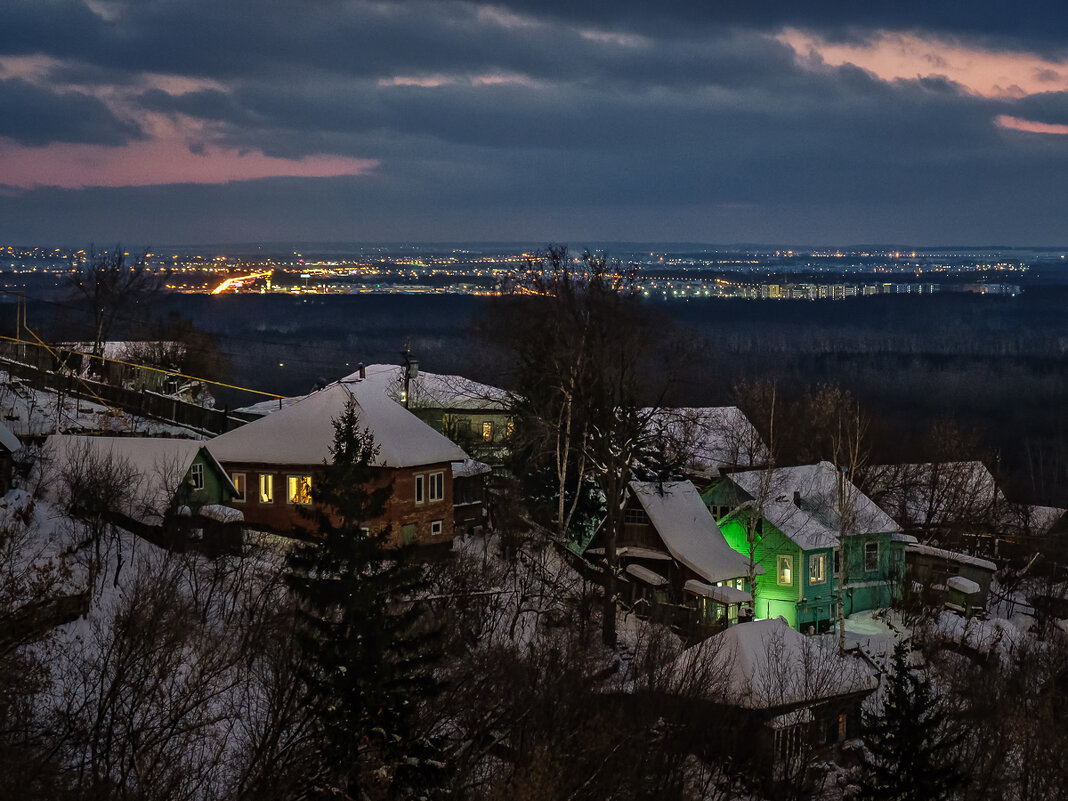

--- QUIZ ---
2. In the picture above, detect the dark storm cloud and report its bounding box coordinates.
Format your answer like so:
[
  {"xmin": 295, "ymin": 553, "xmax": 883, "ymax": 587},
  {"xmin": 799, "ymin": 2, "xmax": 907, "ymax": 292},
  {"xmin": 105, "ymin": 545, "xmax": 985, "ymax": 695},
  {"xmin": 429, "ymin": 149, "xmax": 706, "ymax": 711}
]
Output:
[
  {"xmin": 484, "ymin": 1, "xmax": 1068, "ymax": 51},
  {"xmin": 1005, "ymin": 91, "xmax": 1068, "ymax": 125},
  {"xmin": 0, "ymin": 77, "xmax": 143, "ymax": 145},
  {"xmin": 2, "ymin": 0, "xmax": 1067, "ymax": 244}
]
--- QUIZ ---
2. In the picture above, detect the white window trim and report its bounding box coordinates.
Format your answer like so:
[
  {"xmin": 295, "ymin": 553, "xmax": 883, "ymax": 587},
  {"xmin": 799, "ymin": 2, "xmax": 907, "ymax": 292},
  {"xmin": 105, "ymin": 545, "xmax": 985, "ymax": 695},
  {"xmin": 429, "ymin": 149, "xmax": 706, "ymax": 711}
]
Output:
[
  {"xmin": 190, "ymin": 462, "xmax": 204, "ymax": 490},
  {"xmin": 809, "ymin": 553, "xmax": 826, "ymax": 584},
  {"xmin": 430, "ymin": 520, "xmax": 443, "ymax": 537},
  {"xmin": 259, "ymin": 473, "xmax": 274, "ymax": 504},
  {"xmin": 777, "ymin": 554, "xmax": 793, "ymax": 586},
  {"xmin": 414, "ymin": 473, "xmax": 425, "ymax": 505},
  {"xmin": 864, "ymin": 542, "xmax": 879, "ymax": 573},
  {"xmin": 429, "ymin": 471, "xmax": 444, "ymax": 502}
]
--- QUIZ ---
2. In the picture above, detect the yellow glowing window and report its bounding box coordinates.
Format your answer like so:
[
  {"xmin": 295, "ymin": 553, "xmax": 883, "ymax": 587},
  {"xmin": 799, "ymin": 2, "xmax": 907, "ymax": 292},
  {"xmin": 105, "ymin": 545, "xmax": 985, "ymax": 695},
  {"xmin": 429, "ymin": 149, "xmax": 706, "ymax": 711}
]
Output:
[
  {"xmin": 231, "ymin": 473, "xmax": 246, "ymax": 503},
  {"xmin": 777, "ymin": 554, "xmax": 793, "ymax": 586},
  {"xmin": 259, "ymin": 474, "xmax": 274, "ymax": 504},
  {"xmin": 482, "ymin": 421, "xmax": 493, "ymax": 441},
  {"xmin": 287, "ymin": 475, "xmax": 312, "ymax": 505}
]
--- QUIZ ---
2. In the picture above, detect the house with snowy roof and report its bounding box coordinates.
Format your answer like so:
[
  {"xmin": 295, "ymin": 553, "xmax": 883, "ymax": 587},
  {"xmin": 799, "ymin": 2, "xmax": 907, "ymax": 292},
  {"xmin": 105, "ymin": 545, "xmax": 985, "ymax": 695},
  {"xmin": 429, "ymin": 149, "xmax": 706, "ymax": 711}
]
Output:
[
  {"xmin": 905, "ymin": 542, "xmax": 996, "ymax": 615},
  {"xmin": 663, "ymin": 617, "xmax": 877, "ymax": 781},
  {"xmin": 361, "ymin": 362, "xmax": 513, "ymax": 467},
  {"xmin": 585, "ymin": 480, "xmax": 758, "ymax": 633},
  {"xmin": 42, "ymin": 434, "xmax": 239, "ymax": 541},
  {"xmin": 208, "ymin": 367, "xmax": 469, "ymax": 547},
  {"xmin": 644, "ymin": 406, "xmax": 768, "ymax": 477},
  {"xmin": 860, "ymin": 460, "xmax": 1006, "ymax": 554},
  {"xmin": 711, "ymin": 462, "xmax": 911, "ymax": 632}
]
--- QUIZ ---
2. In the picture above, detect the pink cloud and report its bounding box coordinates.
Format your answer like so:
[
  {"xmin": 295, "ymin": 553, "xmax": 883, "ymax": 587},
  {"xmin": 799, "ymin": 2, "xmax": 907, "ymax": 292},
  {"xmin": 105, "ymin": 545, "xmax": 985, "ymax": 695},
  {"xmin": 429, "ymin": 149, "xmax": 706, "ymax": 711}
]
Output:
[
  {"xmin": 0, "ymin": 135, "xmax": 378, "ymax": 189},
  {"xmin": 378, "ymin": 75, "xmax": 456, "ymax": 87},
  {"xmin": 778, "ymin": 28, "xmax": 1068, "ymax": 99},
  {"xmin": 995, "ymin": 115, "xmax": 1068, "ymax": 135}
]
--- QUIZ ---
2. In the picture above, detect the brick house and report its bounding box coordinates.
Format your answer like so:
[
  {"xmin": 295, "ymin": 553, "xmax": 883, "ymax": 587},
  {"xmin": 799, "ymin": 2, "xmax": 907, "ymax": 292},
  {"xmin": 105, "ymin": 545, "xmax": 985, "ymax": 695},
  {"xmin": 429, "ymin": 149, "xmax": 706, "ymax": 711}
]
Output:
[{"xmin": 208, "ymin": 372, "xmax": 468, "ymax": 547}]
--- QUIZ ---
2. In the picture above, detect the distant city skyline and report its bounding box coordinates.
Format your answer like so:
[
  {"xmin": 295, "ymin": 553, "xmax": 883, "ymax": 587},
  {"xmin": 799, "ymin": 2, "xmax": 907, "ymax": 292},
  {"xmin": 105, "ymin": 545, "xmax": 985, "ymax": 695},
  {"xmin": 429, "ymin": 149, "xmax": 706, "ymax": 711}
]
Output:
[{"xmin": 2, "ymin": 2, "xmax": 1068, "ymax": 244}]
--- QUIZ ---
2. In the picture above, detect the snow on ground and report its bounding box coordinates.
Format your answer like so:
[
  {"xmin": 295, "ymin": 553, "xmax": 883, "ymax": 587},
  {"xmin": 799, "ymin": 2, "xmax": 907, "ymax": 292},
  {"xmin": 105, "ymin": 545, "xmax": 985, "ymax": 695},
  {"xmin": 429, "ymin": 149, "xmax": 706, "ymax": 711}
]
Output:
[
  {"xmin": 0, "ymin": 371, "xmax": 206, "ymax": 439},
  {"xmin": 932, "ymin": 610, "xmax": 1032, "ymax": 661}
]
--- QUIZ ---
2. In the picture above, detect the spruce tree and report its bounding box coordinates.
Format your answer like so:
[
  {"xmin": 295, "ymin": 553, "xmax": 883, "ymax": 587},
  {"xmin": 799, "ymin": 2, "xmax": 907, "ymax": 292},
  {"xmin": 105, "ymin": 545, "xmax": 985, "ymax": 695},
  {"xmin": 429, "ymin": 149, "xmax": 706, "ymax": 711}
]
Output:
[
  {"xmin": 286, "ymin": 398, "xmax": 444, "ymax": 799},
  {"xmin": 856, "ymin": 641, "xmax": 966, "ymax": 801}
]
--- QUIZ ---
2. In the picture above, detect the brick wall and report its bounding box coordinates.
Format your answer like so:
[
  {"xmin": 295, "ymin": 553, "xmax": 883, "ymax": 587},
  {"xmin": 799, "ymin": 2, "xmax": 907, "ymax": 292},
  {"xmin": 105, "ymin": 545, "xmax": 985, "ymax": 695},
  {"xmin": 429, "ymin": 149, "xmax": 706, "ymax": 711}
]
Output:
[{"xmin": 222, "ymin": 460, "xmax": 455, "ymax": 547}]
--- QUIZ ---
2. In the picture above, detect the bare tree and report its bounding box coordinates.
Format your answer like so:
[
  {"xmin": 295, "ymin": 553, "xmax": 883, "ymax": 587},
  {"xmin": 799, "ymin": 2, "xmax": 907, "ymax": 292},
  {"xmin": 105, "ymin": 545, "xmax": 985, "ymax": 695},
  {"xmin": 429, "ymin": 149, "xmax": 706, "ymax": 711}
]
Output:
[
  {"xmin": 67, "ymin": 246, "xmax": 161, "ymax": 359},
  {"xmin": 494, "ymin": 246, "xmax": 686, "ymax": 646}
]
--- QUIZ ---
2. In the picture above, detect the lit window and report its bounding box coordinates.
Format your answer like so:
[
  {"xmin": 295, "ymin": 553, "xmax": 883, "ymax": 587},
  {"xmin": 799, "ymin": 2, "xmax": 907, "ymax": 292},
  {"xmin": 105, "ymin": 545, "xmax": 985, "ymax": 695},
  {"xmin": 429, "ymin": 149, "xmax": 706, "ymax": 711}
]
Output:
[
  {"xmin": 430, "ymin": 520, "xmax": 443, "ymax": 537},
  {"xmin": 414, "ymin": 474, "xmax": 425, "ymax": 504},
  {"xmin": 506, "ymin": 421, "xmax": 514, "ymax": 438},
  {"xmin": 777, "ymin": 554, "xmax": 793, "ymax": 586},
  {"xmin": 482, "ymin": 421, "xmax": 493, "ymax": 441},
  {"xmin": 231, "ymin": 473, "xmax": 246, "ymax": 503},
  {"xmin": 259, "ymin": 474, "xmax": 274, "ymax": 504},
  {"xmin": 429, "ymin": 471, "xmax": 444, "ymax": 502},
  {"xmin": 865, "ymin": 542, "xmax": 879, "ymax": 573},
  {"xmin": 190, "ymin": 463, "xmax": 204, "ymax": 490},
  {"xmin": 287, "ymin": 475, "xmax": 312, "ymax": 505},
  {"xmin": 809, "ymin": 553, "xmax": 825, "ymax": 584}
]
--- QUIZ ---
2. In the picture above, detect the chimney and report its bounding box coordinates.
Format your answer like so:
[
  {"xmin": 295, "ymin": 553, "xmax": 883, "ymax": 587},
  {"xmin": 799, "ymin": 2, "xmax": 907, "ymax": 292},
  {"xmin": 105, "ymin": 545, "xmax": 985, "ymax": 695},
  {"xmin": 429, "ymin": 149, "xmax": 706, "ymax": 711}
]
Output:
[
  {"xmin": 358, "ymin": 363, "xmax": 365, "ymax": 379},
  {"xmin": 793, "ymin": 490, "xmax": 802, "ymax": 508}
]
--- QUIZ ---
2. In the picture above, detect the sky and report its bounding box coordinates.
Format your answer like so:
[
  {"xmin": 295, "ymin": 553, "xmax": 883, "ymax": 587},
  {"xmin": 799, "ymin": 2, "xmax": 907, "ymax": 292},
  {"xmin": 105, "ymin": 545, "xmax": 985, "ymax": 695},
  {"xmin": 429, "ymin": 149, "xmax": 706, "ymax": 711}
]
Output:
[{"xmin": 2, "ymin": 1, "xmax": 1068, "ymax": 246}]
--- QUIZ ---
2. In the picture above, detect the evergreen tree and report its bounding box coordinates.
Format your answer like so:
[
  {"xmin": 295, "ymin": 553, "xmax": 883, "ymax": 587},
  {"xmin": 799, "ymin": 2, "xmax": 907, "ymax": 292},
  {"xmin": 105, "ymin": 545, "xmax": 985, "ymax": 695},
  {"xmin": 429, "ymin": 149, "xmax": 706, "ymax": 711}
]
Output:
[
  {"xmin": 287, "ymin": 398, "xmax": 444, "ymax": 799},
  {"xmin": 857, "ymin": 641, "xmax": 966, "ymax": 801}
]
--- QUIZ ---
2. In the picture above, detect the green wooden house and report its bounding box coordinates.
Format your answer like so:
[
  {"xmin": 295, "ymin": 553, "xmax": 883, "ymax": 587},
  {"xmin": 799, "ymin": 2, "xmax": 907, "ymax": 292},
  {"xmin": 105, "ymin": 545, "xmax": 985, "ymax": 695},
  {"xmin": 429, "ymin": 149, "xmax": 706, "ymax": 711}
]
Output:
[
  {"xmin": 44, "ymin": 434, "xmax": 239, "ymax": 530},
  {"xmin": 706, "ymin": 461, "xmax": 911, "ymax": 632}
]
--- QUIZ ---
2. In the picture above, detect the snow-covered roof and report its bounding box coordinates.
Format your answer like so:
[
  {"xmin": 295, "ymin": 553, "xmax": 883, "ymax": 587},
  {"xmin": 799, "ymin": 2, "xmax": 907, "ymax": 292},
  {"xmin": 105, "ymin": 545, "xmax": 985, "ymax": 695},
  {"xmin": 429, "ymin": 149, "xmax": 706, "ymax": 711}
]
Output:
[
  {"xmin": 728, "ymin": 462, "xmax": 901, "ymax": 551},
  {"xmin": 42, "ymin": 435, "xmax": 234, "ymax": 525},
  {"xmin": 234, "ymin": 363, "xmax": 510, "ymax": 418},
  {"xmin": 198, "ymin": 504, "xmax": 244, "ymax": 524},
  {"xmin": 907, "ymin": 543, "xmax": 996, "ymax": 572},
  {"xmin": 645, "ymin": 406, "xmax": 768, "ymax": 473},
  {"xmin": 630, "ymin": 480, "xmax": 758, "ymax": 584},
  {"xmin": 209, "ymin": 370, "xmax": 468, "ymax": 469},
  {"xmin": 862, "ymin": 461, "xmax": 1004, "ymax": 529},
  {"xmin": 947, "ymin": 576, "xmax": 981, "ymax": 595},
  {"xmin": 672, "ymin": 618, "xmax": 877, "ymax": 709},
  {"xmin": 452, "ymin": 458, "xmax": 492, "ymax": 478},
  {"xmin": 626, "ymin": 564, "xmax": 670, "ymax": 586},
  {"xmin": 587, "ymin": 545, "xmax": 675, "ymax": 561},
  {"xmin": 347, "ymin": 364, "xmax": 510, "ymax": 411},
  {"xmin": 683, "ymin": 579, "xmax": 752, "ymax": 605}
]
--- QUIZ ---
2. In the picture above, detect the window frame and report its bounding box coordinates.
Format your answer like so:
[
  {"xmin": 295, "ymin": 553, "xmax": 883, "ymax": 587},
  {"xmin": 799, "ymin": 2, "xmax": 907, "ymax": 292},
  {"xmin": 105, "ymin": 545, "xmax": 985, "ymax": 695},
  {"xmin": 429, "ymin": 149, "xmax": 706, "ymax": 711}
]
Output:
[
  {"xmin": 231, "ymin": 472, "xmax": 246, "ymax": 503},
  {"xmin": 430, "ymin": 520, "xmax": 443, "ymax": 537},
  {"xmin": 864, "ymin": 542, "xmax": 879, "ymax": 573},
  {"xmin": 287, "ymin": 474, "xmax": 313, "ymax": 506},
  {"xmin": 190, "ymin": 462, "xmax": 204, "ymax": 491},
  {"xmin": 482, "ymin": 421, "xmax": 493, "ymax": 441},
  {"xmin": 414, "ymin": 473, "xmax": 425, "ymax": 505},
  {"xmin": 259, "ymin": 473, "xmax": 274, "ymax": 504},
  {"xmin": 777, "ymin": 554, "xmax": 793, "ymax": 586},
  {"xmin": 429, "ymin": 471, "xmax": 444, "ymax": 502},
  {"xmin": 809, "ymin": 553, "xmax": 826, "ymax": 584}
]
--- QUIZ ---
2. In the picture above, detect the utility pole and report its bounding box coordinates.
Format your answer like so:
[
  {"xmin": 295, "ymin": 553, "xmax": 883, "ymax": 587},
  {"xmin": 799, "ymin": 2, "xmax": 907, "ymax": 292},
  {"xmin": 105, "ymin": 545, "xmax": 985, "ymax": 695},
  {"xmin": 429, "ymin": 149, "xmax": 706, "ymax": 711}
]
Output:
[
  {"xmin": 837, "ymin": 464, "xmax": 847, "ymax": 656},
  {"xmin": 401, "ymin": 343, "xmax": 418, "ymax": 409}
]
